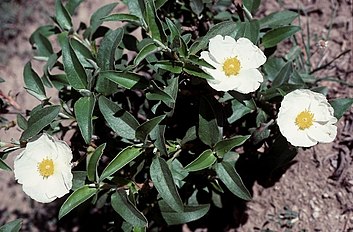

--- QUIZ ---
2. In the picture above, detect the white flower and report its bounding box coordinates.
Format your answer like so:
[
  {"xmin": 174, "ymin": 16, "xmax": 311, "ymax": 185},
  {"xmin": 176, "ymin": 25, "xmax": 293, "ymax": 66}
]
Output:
[
  {"xmin": 277, "ymin": 89, "xmax": 337, "ymax": 147},
  {"xmin": 14, "ymin": 133, "xmax": 73, "ymax": 203},
  {"xmin": 200, "ymin": 35, "xmax": 266, "ymax": 93}
]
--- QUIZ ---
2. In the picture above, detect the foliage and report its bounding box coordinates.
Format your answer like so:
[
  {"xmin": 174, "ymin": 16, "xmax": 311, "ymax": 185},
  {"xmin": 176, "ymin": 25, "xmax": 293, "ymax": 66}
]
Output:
[{"xmin": 0, "ymin": 0, "xmax": 352, "ymax": 231}]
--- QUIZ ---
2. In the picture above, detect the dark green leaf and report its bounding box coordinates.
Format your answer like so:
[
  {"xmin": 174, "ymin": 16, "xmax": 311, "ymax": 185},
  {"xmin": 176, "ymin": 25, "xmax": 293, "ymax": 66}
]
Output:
[
  {"xmin": 150, "ymin": 125, "xmax": 167, "ymax": 156},
  {"xmin": 155, "ymin": 0, "xmax": 168, "ymax": 9},
  {"xmin": 0, "ymin": 219, "xmax": 22, "ymax": 232},
  {"xmin": 215, "ymin": 161, "xmax": 251, "ymax": 200},
  {"xmin": 228, "ymin": 99, "xmax": 255, "ymax": 124},
  {"xmin": 154, "ymin": 61, "xmax": 183, "ymax": 74},
  {"xmin": 271, "ymin": 62, "xmax": 292, "ymax": 87},
  {"xmin": 146, "ymin": 81, "xmax": 174, "ymax": 104},
  {"xmin": 214, "ymin": 135, "xmax": 251, "ymax": 157},
  {"xmin": 74, "ymin": 96, "xmax": 95, "ymax": 144},
  {"xmin": 111, "ymin": 190, "xmax": 148, "ymax": 227},
  {"xmin": 150, "ymin": 157, "xmax": 183, "ymax": 212},
  {"xmin": 190, "ymin": 21, "xmax": 237, "ymax": 54},
  {"xmin": 143, "ymin": 0, "xmax": 166, "ymax": 42},
  {"xmin": 72, "ymin": 171, "xmax": 87, "ymax": 191},
  {"xmin": 181, "ymin": 126, "xmax": 197, "ymax": 145},
  {"xmin": 70, "ymin": 39, "xmax": 95, "ymax": 68},
  {"xmin": 102, "ymin": 14, "xmax": 141, "ymax": 24},
  {"xmin": 190, "ymin": 0, "xmax": 204, "ymax": 16},
  {"xmin": 55, "ymin": 0, "xmax": 72, "ymax": 31},
  {"xmin": 23, "ymin": 62, "xmax": 46, "ymax": 100},
  {"xmin": 135, "ymin": 115, "xmax": 165, "ymax": 141},
  {"xmin": 31, "ymin": 33, "xmax": 54, "ymax": 58},
  {"xmin": 234, "ymin": 20, "xmax": 260, "ymax": 44},
  {"xmin": 59, "ymin": 185, "xmax": 97, "ymax": 219},
  {"xmin": 98, "ymin": 96, "xmax": 140, "ymax": 140},
  {"xmin": 198, "ymin": 97, "xmax": 222, "ymax": 146},
  {"xmin": 96, "ymin": 28, "xmax": 124, "ymax": 94},
  {"xmin": 185, "ymin": 149, "xmax": 216, "ymax": 172},
  {"xmin": 243, "ymin": 0, "xmax": 261, "ymax": 13},
  {"xmin": 0, "ymin": 159, "xmax": 12, "ymax": 171},
  {"xmin": 263, "ymin": 57, "xmax": 285, "ymax": 81},
  {"xmin": 65, "ymin": 0, "xmax": 84, "ymax": 15},
  {"xmin": 20, "ymin": 105, "xmax": 60, "ymax": 141},
  {"xmin": 89, "ymin": 3, "xmax": 118, "ymax": 38},
  {"xmin": 58, "ymin": 33, "xmax": 88, "ymax": 90},
  {"xmin": 169, "ymin": 159, "xmax": 188, "ymax": 188},
  {"xmin": 99, "ymin": 146, "xmax": 142, "ymax": 181},
  {"xmin": 87, "ymin": 143, "xmax": 106, "ymax": 182},
  {"xmin": 100, "ymin": 71, "xmax": 148, "ymax": 89},
  {"xmin": 183, "ymin": 64, "xmax": 213, "ymax": 80},
  {"xmin": 259, "ymin": 10, "xmax": 298, "ymax": 29},
  {"xmin": 16, "ymin": 114, "xmax": 28, "ymax": 131},
  {"xmin": 124, "ymin": 0, "xmax": 144, "ymax": 20},
  {"xmin": 159, "ymin": 200, "xmax": 210, "ymax": 225},
  {"xmin": 329, "ymin": 98, "xmax": 353, "ymax": 120},
  {"xmin": 29, "ymin": 25, "xmax": 58, "ymax": 45},
  {"xmin": 0, "ymin": 77, "xmax": 4, "ymax": 83},
  {"xmin": 134, "ymin": 43, "xmax": 159, "ymax": 66},
  {"xmin": 262, "ymin": 26, "xmax": 301, "ymax": 48}
]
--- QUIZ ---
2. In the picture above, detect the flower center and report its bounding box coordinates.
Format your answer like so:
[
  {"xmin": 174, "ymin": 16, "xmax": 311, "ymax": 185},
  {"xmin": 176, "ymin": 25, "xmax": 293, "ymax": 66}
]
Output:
[
  {"xmin": 223, "ymin": 57, "xmax": 241, "ymax": 76},
  {"xmin": 295, "ymin": 110, "xmax": 314, "ymax": 130},
  {"xmin": 38, "ymin": 158, "xmax": 54, "ymax": 178}
]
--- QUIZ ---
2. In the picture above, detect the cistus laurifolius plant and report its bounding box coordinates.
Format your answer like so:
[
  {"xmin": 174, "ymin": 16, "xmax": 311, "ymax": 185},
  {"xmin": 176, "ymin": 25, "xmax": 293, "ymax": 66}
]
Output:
[{"xmin": 1, "ymin": 0, "xmax": 352, "ymax": 231}]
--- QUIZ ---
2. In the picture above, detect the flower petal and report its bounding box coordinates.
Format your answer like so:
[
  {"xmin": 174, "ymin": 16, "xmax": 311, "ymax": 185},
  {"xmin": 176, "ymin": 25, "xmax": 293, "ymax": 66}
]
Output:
[
  {"xmin": 231, "ymin": 69, "xmax": 263, "ymax": 94},
  {"xmin": 200, "ymin": 51, "xmax": 220, "ymax": 69},
  {"xmin": 209, "ymin": 35, "xmax": 236, "ymax": 62},
  {"xmin": 307, "ymin": 123, "xmax": 337, "ymax": 143},
  {"xmin": 233, "ymin": 38, "xmax": 266, "ymax": 69},
  {"xmin": 22, "ymin": 182, "xmax": 56, "ymax": 203}
]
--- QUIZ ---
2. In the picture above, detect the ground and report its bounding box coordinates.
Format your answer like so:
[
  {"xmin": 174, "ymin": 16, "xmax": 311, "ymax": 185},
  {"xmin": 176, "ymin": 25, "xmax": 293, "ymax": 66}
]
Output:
[{"xmin": 0, "ymin": 0, "xmax": 352, "ymax": 231}]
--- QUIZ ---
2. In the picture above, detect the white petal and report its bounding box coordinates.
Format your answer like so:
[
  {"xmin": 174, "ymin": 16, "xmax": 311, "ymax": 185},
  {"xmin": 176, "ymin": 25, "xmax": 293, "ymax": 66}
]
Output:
[
  {"xmin": 232, "ymin": 69, "xmax": 264, "ymax": 94},
  {"xmin": 24, "ymin": 134, "xmax": 57, "ymax": 162},
  {"xmin": 14, "ymin": 154, "xmax": 42, "ymax": 186},
  {"xmin": 22, "ymin": 181, "xmax": 56, "ymax": 203},
  {"xmin": 55, "ymin": 140, "xmax": 73, "ymax": 163},
  {"xmin": 307, "ymin": 123, "xmax": 337, "ymax": 143},
  {"xmin": 200, "ymin": 51, "xmax": 219, "ymax": 68},
  {"xmin": 209, "ymin": 35, "xmax": 236, "ymax": 63},
  {"xmin": 233, "ymin": 37, "xmax": 266, "ymax": 69},
  {"xmin": 45, "ymin": 174, "xmax": 70, "ymax": 198}
]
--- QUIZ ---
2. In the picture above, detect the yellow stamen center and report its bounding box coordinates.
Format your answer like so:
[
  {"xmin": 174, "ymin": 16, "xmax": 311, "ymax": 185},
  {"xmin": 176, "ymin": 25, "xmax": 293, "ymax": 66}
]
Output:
[
  {"xmin": 223, "ymin": 57, "xmax": 241, "ymax": 76},
  {"xmin": 38, "ymin": 158, "xmax": 54, "ymax": 178},
  {"xmin": 295, "ymin": 110, "xmax": 314, "ymax": 130}
]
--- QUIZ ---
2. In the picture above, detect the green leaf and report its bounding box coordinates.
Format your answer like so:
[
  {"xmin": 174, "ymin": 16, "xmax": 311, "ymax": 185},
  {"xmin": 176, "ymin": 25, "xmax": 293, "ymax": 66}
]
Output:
[
  {"xmin": 87, "ymin": 143, "xmax": 106, "ymax": 182},
  {"xmin": 259, "ymin": 10, "xmax": 298, "ymax": 29},
  {"xmin": 190, "ymin": 0, "xmax": 204, "ymax": 16},
  {"xmin": 243, "ymin": 0, "xmax": 261, "ymax": 13},
  {"xmin": 58, "ymin": 185, "xmax": 97, "ymax": 220},
  {"xmin": 329, "ymin": 98, "xmax": 353, "ymax": 120},
  {"xmin": 154, "ymin": 61, "xmax": 183, "ymax": 74},
  {"xmin": 16, "ymin": 114, "xmax": 28, "ymax": 131},
  {"xmin": 146, "ymin": 81, "xmax": 174, "ymax": 104},
  {"xmin": 150, "ymin": 156, "xmax": 183, "ymax": 212},
  {"xmin": 74, "ymin": 96, "xmax": 95, "ymax": 144},
  {"xmin": 271, "ymin": 61, "xmax": 292, "ymax": 87},
  {"xmin": 58, "ymin": 33, "xmax": 88, "ymax": 90},
  {"xmin": 98, "ymin": 96, "xmax": 140, "ymax": 140},
  {"xmin": 111, "ymin": 190, "xmax": 148, "ymax": 227},
  {"xmin": 198, "ymin": 97, "xmax": 221, "ymax": 146},
  {"xmin": 29, "ymin": 25, "xmax": 58, "ymax": 45},
  {"xmin": 0, "ymin": 77, "xmax": 4, "ymax": 83},
  {"xmin": 135, "ymin": 115, "xmax": 166, "ymax": 141},
  {"xmin": 150, "ymin": 125, "xmax": 168, "ymax": 156},
  {"xmin": 234, "ymin": 20, "xmax": 260, "ymax": 44},
  {"xmin": 23, "ymin": 62, "xmax": 46, "ymax": 100},
  {"xmin": 99, "ymin": 71, "xmax": 148, "ymax": 89},
  {"xmin": 124, "ymin": 0, "xmax": 144, "ymax": 20},
  {"xmin": 89, "ymin": 2, "xmax": 118, "ymax": 38},
  {"xmin": 185, "ymin": 149, "xmax": 216, "ymax": 172},
  {"xmin": 55, "ymin": 0, "xmax": 72, "ymax": 31},
  {"xmin": 72, "ymin": 171, "xmax": 87, "ymax": 191},
  {"xmin": 134, "ymin": 43, "xmax": 159, "ymax": 66},
  {"xmin": 262, "ymin": 26, "xmax": 301, "ymax": 48},
  {"xmin": 159, "ymin": 200, "xmax": 210, "ymax": 225},
  {"xmin": 0, "ymin": 158, "xmax": 12, "ymax": 171},
  {"xmin": 190, "ymin": 21, "xmax": 237, "ymax": 54},
  {"xmin": 183, "ymin": 64, "xmax": 213, "ymax": 80},
  {"xmin": 99, "ymin": 146, "xmax": 142, "ymax": 181},
  {"xmin": 155, "ymin": 0, "xmax": 168, "ymax": 9},
  {"xmin": 31, "ymin": 33, "xmax": 54, "ymax": 58},
  {"xmin": 96, "ymin": 28, "xmax": 124, "ymax": 94},
  {"xmin": 214, "ymin": 135, "xmax": 251, "ymax": 157},
  {"xmin": 70, "ymin": 39, "xmax": 95, "ymax": 68},
  {"xmin": 20, "ymin": 105, "xmax": 60, "ymax": 141},
  {"xmin": 102, "ymin": 13, "xmax": 141, "ymax": 24},
  {"xmin": 143, "ymin": 0, "xmax": 165, "ymax": 42},
  {"xmin": 228, "ymin": 99, "xmax": 255, "ymax": 124},
  {"xmin": 65, "ymin": 0, "xmax": 84, "ymax": 15},
  {"xmin": 215, "ymin": 161, "xmax": 251, "ymax": 200},
  {"xmin": 0, "ymin": 219, "xmax": 22, "ymax": 232}
]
